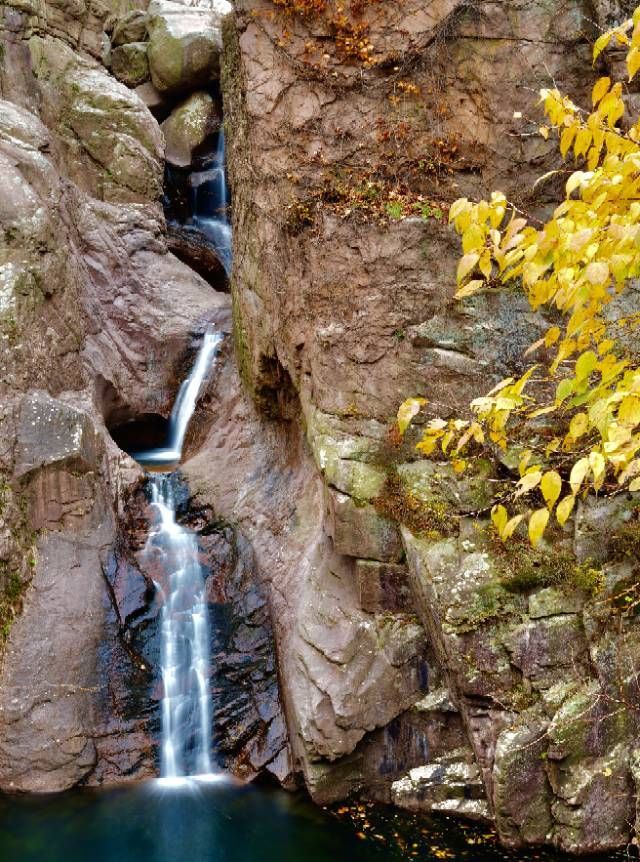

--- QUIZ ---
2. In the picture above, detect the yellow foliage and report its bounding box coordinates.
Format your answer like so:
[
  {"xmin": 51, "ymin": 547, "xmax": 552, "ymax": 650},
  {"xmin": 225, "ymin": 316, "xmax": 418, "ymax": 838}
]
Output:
[{"xmin": 398, "ymin": 9, "xmax": 640, "ymax": 544}]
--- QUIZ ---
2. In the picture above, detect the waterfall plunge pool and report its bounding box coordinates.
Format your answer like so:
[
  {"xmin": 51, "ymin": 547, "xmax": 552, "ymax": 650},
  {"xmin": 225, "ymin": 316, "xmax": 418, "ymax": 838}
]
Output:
[{"xmin": 0, "ymin": 781, "xmax": 626, "ymax": 862}]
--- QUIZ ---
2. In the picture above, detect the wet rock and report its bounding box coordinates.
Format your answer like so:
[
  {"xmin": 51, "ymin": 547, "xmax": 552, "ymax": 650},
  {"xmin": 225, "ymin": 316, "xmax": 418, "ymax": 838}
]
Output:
[
  {"xmin": 0, "ymin": 397, "xmax": 115, "ymax": 792},
  {"xmin": 161, "ymin": 90, "xmax": 221, "ymax": 168},
  {"xmin": 134, "ymin": 81, "xmax": 168, "ymax": 114},
  {"xmin": 528, "ymin": 587, "xmax": 584, "ymax": 619},
  {"xmin": 492, "ymin": 716, "xmax": 553, "ymax": 845},
  {"xmin": 147, "ymin": 0, "xmax": 232, "ymax": 94},
  {"xmin": 111, "ymin": 42, "xmax": 150, "ymax": 88},
  {"xmin": 166, "ymin": 223, "xmax": 227, "ymax": 287},
  {"xmin": 14, "ymin": 392, "xmax": 100, "ymax": 479},
  {"xmin": 391, "ymin": 749, "xmax": 490, "ymax": 821}
]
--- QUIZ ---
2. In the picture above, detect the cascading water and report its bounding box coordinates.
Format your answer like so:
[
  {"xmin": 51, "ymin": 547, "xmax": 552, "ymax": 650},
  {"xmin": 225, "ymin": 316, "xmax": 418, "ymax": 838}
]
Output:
[
  {"xmin": 144, "ymin": 475, "xmax": 213, "ymax": 779},
  {"xmin": 136, "ymin": 327, "xmax": 223, "ymax": 780},
  {"xmin": 190, "ymin": 130, "xmax": 232, "ymax": 276},
  {"xmin": 134, "ymin": 330, "xmax": 223, "ymax": 469}
]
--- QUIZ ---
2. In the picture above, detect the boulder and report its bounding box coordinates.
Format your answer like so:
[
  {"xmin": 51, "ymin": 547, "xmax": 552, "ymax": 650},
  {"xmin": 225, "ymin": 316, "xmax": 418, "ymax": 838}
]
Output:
[
  {"xmin": 147, "ymin": 0, "xmax": 232, "ymax": 94},
  {"xmin": 111, "ymin": 9, "xmax": 148, "ymax": 46},
  {"xmin": 30, "ymin": 36, "xmax": 164, "ymax": 203},
  {"xmin": 14, "ymin": 393, "xmax": 100, "ymax": 480},
  {"xmin": 391, "ymin": 748, "xmax": 490, "ymax": 821},
  {"xmin": 110, "ymin": 42, "xmax": 150, "ymax": 88},
  {"xmin": 161, "ymin": 90, "xmax": 220, "ymax": 167}
]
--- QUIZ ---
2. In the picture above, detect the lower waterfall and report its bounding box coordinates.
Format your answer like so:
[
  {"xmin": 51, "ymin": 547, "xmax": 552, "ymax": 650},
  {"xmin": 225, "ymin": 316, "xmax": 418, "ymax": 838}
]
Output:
[
  {"xmin": 144, "ymin": 475, "xmax": 213, "ymax": 779},
  {"xmin": 136, "ymin": 327, "xmax": 222, "ymax": 780}
]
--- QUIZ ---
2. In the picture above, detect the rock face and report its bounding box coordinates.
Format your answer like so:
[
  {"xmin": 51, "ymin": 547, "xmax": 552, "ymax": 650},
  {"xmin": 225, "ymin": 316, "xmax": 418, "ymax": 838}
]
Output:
[
  {"xmin": 0, "ymin": 393, "xmax": 115, "ymax": 791},
  {"xmin": 216, "ymin": 0, "xmax": 640, "ymax": 854},
  {"xmin": 1, "ymin": 0, "xmax": 640, "ymax": 856}
]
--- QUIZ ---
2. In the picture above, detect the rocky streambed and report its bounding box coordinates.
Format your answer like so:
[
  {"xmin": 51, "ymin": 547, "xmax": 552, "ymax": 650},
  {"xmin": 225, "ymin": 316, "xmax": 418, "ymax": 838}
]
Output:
[{"xmin": 0, "ymin": 0, "xmax": 640, "ymax": 857}]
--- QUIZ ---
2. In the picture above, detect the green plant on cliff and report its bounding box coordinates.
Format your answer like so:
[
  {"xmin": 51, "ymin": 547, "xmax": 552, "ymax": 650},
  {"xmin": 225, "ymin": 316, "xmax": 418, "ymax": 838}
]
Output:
[{"xmin": 400, "ymin": 10, "xmax": 640, "ymax": 546}]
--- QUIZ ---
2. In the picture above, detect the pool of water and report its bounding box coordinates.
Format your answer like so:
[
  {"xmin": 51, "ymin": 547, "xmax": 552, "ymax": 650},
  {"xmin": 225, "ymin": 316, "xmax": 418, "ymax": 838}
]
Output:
[{"xmin": 0, "ymin": 779, "xmax": 628, "ymax": 862}]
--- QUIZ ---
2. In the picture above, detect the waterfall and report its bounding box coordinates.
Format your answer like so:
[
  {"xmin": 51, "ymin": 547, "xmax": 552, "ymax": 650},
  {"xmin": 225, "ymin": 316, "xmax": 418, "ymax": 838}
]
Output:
[
  {"xmin": 134, "ymin": 329, "xmax": 223, "ymax": 469},
  {"xmin": 135, "ymin": 327, "xmax": 223, "ymax": 780},
  {"xmin": 190, "ymin": 130, "xmax": 232, "ymax": 276},
  {"xmin": 144, "ymin": 474, "xmax": 213, "ymax": 779}
]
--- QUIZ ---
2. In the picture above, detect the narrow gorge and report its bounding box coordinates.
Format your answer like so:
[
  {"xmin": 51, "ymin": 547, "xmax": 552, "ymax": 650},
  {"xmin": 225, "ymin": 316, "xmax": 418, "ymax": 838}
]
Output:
[{"xmin": 0, "ymin": 0, "xmax": 639, "ymax": 859}]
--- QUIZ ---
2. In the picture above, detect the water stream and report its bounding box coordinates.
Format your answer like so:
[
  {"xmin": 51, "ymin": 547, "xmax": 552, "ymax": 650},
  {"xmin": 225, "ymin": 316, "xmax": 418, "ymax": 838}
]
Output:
[
  {"xmin": 190, "ymin": 129, "xmax": 232, "ymax": 276},
  {"xmin": 144, "ymin": 475, "xmax": 214, "ymax": 780},
  {"xmin": 135, "ymin": 328, "xmax": 222, "ymax": 780}
]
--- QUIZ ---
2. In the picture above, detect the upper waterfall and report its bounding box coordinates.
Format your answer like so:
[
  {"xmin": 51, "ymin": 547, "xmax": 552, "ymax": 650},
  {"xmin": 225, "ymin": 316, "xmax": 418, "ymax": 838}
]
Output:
[
  {"xmin": 190, "ymin": 130, "xmax": 232, "ymax": 276},
  {"xmin": 134, "ymin": 328, "xmax": 222, "ymax": 469}
]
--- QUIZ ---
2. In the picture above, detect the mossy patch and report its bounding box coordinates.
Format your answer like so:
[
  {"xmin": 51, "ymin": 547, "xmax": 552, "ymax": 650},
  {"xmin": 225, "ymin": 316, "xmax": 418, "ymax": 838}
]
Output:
[
  {"xmin": 372, "ymin": 472, "xmax": 457, "ymax": 539},
  {"xmin": 451, "ymin": 581, "xmax": 515, "ymax": 632},
  {"xmin": 607, "ymin": 518, "xmax": 640, "ymax": 564},
  {"xmin": 491, "ymin": 538, "xmax": 604, "ymax": 597},
  {"xmin": 0, "ymin": 480, "xmax": 37, "ymax": 644}
]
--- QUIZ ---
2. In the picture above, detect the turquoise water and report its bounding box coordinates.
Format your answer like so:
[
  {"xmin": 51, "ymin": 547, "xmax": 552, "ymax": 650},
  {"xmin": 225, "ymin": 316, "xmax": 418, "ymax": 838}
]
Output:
[{"xmin": 0, "ymin": 780, "xmax": 626, "ymax": 862}]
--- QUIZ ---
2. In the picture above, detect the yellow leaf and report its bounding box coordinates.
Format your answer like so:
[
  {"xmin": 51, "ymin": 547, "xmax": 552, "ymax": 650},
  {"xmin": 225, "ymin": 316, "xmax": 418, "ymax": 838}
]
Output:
[
  {"xmin": 502, "ymin": 514, "xmax": 524, "ymax": 540},
  {"xmin": 449, "ymin": 198, "xmax": 470, "ymax": 222},
  {"xmin": 457, "ymin": 253, "xmax": 480, "ymax": 283},
  {"xmin": 618, "ymin": 395, "xmax": 640, "ymax": 427},
  {"xmin": 545, "ymin": 327, "xmax": 561, "ymax": 347},
  {"xmin": 589, "ymin": 451, "xmax": 606, "ymax": 490},
  {"xmin": 478, "ymin": 251, "xmax": 492, "ymax": 279},
  {"xmin": 454, "ymin": 279, "xmax": 484, "ymax": 299},
  {"xmin": 452, "ymin": 458, "xmax": 466, "ymax": 474},
  {"xmin": 560, "ymin": 125, "xmax": 577, "ymax": 158},
  {"xmin": 585, "ymin": 261, "xmax": 609, "ymax": 285},
  {"xmin": 519, "ymin": 449, "xmax": 533, "ymax": 477},
  {"xmin": 397, "ymin": 397, "xmax": 427, "ymax": 435},
  {"xmin": 568, "ymin": 412, "xmax": 588, "ymax": 439},
  {"xmin": 462, "ymin": 224, "xmax": 484, "ymax": 253},
  {"xmin": 541, "ymin": 470, "xmax": 562, "ymax": 509},
  {"xmin": 593, "ymin": 31, "xmax": 612, "ymax": 62},
  {"xmin": 556, "ymin": 494, "xmax": 576, "ymax": 526},
  {"xmin": 575, "ymin": 350, "xmax": 598, "ymax": 380},
  {"xmin": 528, "ymin": 508, "xmax": 550, "ymax": 547},
  {"xmin": 570, "ymin": 457, "xmax": 590, "ymax": 495},
  {"xmin": 416, "ymin": 437, "xmax": 438, "ymax": 456},
  {"xmin": 516, "ymin": 469, "xmax": 543, "ymax": 497},
  {"xmin": 573, "ymin": 127, "xmax": 592, "ymax": 158},
  {"xmin": 628, "ymin": 46, "xmax": 640, "ymax": 80},
  {"xmin": 566, "ymin": 171, "xmax": 586, "ymax": 196},
  {"xmin": 592, "ymin": 76, "xmax": 611, "ymax": 106},
  {"xmin": 630, "ymin": 477, "xmax": 640, "ymax": 492},
  {"xmin": 491, "ymin": 504, "xmax": 508, "ymax": 537},
  {"xmin": 539, "ymin": 125, "xmax": 550, "ymax": 140}
]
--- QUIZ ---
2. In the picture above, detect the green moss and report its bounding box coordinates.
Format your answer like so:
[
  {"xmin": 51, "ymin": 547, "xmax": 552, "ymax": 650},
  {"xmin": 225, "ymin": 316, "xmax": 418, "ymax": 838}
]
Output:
[
  {"xmin": 231, "ymin": 290, "xmax": 253, "ymax": 397},
  {"xmin": 492, "ymin": 538, "xmax": 604, "ymax": 596},
  {"xmin": 607, "ymin": 519, "xmax": 640, "ymax": 563},
  {"xmin": 452, "ymin": 581, "xmax": 513, "ymax": 632},
  {"xmin": 0, "ymin": 480, "xmax": 37, "ymax": 644},
  {"xmin": 372, "ymin": 472, "xmax": 457, "ymax": 539}
]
